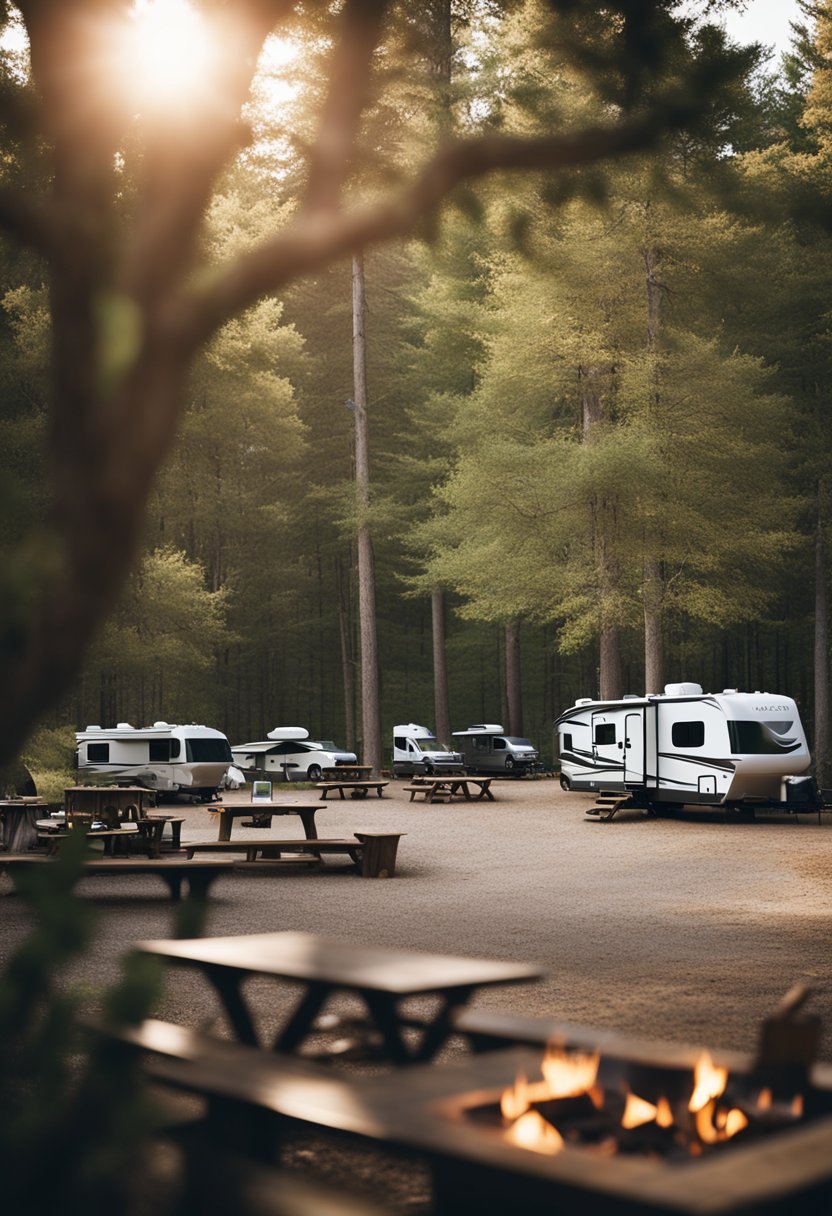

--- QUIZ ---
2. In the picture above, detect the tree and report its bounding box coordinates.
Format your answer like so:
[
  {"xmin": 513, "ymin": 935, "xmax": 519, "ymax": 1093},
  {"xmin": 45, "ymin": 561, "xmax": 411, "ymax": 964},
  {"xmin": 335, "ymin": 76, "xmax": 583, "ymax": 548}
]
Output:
[{"xmin": 0, "ymin": 0, "xmax": 752, "ymax": 765}]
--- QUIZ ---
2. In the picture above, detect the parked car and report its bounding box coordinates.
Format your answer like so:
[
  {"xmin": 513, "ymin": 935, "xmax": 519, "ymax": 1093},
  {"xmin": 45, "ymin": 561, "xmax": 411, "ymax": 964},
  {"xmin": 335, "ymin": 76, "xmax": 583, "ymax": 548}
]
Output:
[{"xmin": 231, "ymin": 729, "xmax": 357, "ymax": 783}]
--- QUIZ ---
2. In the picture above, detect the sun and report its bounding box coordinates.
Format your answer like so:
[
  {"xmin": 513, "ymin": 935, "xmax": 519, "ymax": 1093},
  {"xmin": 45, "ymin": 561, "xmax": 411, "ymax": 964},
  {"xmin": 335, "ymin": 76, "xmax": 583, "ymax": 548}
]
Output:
[{"xmin": 114, "ymin": 0, "xmax": 222, "ymax": 112}]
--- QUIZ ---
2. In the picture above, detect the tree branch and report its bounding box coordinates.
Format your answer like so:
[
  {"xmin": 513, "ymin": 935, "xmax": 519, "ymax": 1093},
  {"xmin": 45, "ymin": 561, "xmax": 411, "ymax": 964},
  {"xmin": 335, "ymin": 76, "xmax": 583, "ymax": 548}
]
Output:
[
  {"xmin": 182, "ymin": 107, "xmax": 687, "ymax": 348},
  {"xmin": 304, "ymin": 0, "xmax": 391, "ymax": 214}
]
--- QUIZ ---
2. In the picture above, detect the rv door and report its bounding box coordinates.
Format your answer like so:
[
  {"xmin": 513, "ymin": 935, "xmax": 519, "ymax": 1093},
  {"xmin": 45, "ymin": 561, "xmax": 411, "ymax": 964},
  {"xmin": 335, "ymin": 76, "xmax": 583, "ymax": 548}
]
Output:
[
  {"xmin": 590, "ymin": 713, "xmax": 624, "ymax": 784},
  {"xmin": 623, "ymin": 711, "xmax": 645, "ymax": 784}
]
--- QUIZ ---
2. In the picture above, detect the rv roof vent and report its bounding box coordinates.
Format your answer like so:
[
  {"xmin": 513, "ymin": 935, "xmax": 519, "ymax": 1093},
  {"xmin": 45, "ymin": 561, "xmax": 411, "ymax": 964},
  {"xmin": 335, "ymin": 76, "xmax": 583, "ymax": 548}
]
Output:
[
  {"xmin": 722, "ymin": 689, "xmax": 738, "ymax": 695},
  {"xmin": 663, "ymin": 683, "xmax": 703, "ymax": 697},
  {"xmin": 153, "ymin": 721, "xmax": 169, "ymax": 728},
  {"xmin": 116, "ymin": 722, "xmax": 134, "ymax": 730},
  {"xmin": 622, "ymin": 694, "xmax": 641, "ymax": 700},
  {"xmin": 574, "ymin": 698, "xmax": 595, "ymax": 706},
  {"xmin": 85, "ymin": 725, "xmax": 102, "ymax": 731}
]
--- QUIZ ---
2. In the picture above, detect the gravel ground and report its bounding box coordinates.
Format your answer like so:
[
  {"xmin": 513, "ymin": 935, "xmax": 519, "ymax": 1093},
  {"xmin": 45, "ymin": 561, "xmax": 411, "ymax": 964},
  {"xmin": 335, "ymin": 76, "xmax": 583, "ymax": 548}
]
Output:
[{"xmin": 2, "ymin": 778, "xmax": 832, "ymax": 1209}]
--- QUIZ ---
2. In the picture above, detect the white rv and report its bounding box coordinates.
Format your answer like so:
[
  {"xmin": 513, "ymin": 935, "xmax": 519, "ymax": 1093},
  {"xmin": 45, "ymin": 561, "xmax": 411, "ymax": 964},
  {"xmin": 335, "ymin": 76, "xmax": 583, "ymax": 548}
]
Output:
[
  {"xmin": 452, "ymin": 724, "xmax": 540, "ymax": 775},
  {"xmin": 231, "ymin": 727, "xmax": 356, "ymax": 782},
  {"xmin": 76, "ymin": 722, "xmax": 232, "ymax": 801},
  {"xmin": 392, "ymin": 724, "xmax": 463, "ymax": 777},
  {"xmin": 556, "ymin": 683, "xmax": 817, "ymax": 810}
]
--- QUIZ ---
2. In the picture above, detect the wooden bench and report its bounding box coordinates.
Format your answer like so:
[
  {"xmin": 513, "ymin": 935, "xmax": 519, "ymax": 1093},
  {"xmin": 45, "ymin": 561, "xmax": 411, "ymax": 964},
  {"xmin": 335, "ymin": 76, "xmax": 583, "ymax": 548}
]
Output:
[
  {"xmin": 314, "ymin": 780, "xmax": 389, "ymax": 801},
  {"xmin": 183, "ymin": 832, "xmax": 404, "ymax": 878},
  {"xmin": 0, "ymin": 855, "xmax": 233, "ymax": 901},
  {"xmin": 81, "ymin": 1018, "xmax": 394, "ymax": 1215}
]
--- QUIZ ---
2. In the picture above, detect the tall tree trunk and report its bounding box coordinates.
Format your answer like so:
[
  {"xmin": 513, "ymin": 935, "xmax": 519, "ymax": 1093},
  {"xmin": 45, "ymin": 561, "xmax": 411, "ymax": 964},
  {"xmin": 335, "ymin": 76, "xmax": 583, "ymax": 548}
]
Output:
[
  {"xmin": 336, "ymin": 556, "xmax": 356, "ymax": 754},
  {"xmin": 643, "ymin": 557, "xmax": 664, "ymax": 694},
  {"xmin": 815, "ymin": 477, "xmax": 831, "ymax": 787},
  {"xmin": 505, "ymin": 619, "xmax": 523, "ymax": 734},
  {"xmin": 642, "ymin": 241, "xmax": 665, "ymax": 693},
  {"xmin": 431, "ymin": 588, "xmax": 451, "ymax": 743},
  {"xmin": 352, "ymin": 253, "xmax": 382, "ymax": 774},
  {"xmin": 599, "ymin": 628, "xmax": 623, "ymax": 701}
]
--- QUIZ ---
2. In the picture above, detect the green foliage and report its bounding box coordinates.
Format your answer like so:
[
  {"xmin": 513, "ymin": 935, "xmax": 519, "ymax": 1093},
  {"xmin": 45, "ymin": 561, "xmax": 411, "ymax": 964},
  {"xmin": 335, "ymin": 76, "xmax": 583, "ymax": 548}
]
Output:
[{"xmin": 18, "ymin": 723, "xmax": 77, "ymax": 801}]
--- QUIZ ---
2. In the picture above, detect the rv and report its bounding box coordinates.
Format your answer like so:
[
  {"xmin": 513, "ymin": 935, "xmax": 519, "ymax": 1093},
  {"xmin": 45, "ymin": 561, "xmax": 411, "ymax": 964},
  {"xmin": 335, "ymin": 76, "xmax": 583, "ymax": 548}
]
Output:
[
  {"xmin": 392, "ymin": 724, "xmax": 463, "ymax": 777},
  {"xmin": 556, "ymin": 683, "xmax": 818, "ymax": 810},
  {"xmin": 231, "ymin": 728, "xmax": 357, "ymax": 782},
  {"xmin": 76, "ymin": 722, "xmax": 232, "ymax": 801},
  {"xmin": 452, "ymin": 725, "xmax": 540, "ymax": 775}
]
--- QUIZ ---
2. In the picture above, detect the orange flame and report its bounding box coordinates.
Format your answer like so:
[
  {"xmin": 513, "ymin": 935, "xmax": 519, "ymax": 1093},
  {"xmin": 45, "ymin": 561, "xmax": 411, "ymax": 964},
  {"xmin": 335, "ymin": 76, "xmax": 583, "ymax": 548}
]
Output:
[
  {"xmin": 540, "ymin": 1044, "xmax": 600, "ymax": 1098},
  {"xmin": 688, "ymin": 1053, "xmax": 728, "ymax": 1112},
  {"xmin": 622, "ymin": 1092, "xmax": 658, "ymax": 1129},
  {"xmin": 505, "ymin": 1110, "xmax": 565, "ymax": 1155}
]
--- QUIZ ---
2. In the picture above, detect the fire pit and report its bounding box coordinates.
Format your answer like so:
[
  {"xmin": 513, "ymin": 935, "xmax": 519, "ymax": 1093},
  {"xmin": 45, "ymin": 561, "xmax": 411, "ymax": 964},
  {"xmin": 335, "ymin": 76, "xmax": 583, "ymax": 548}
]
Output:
[{"xmin": 345, "ymin": 988, "xmax": 832, "ymax": 1215}]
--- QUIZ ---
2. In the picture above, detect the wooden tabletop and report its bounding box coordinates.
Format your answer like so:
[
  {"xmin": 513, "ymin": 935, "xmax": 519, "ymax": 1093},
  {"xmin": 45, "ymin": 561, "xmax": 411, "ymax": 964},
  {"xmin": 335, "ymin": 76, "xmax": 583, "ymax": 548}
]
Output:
[{"xmin": 136, "ymin": 930, "xmax": 543, "ymax": 997}]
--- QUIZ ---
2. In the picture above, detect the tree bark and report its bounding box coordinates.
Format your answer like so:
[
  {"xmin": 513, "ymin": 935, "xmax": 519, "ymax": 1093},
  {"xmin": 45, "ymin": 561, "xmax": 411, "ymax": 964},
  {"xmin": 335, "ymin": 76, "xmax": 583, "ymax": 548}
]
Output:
[
  {"xmin": 643, "ymin": 557, "xmax": 664, "ymax": 694},
  {"xmin": 815, "ymin": 478, "xmax": 831, "ymax": 787},
  {"xmin": 505, "ymin": 619, "xmax": 523, "ymax": 735},
  {"xmin": 431, "ymin": 588, "xmax": 451, "ymax": 744},
  {"xmin": 336, "ymin": 556, "xmax": 357, "ymax": 754},
  {"xmin": 599, "ymin": 627, "xmax": 623, "ymax": 701},
  {"xmin": 352, "ymin": 252, "xmax": 382, "ymax": 774}
]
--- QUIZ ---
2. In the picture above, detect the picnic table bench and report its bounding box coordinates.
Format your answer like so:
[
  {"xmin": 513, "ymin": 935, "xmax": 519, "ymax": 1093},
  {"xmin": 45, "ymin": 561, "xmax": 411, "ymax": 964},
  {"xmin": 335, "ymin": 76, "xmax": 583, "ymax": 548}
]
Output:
[
  {"xmin": 315, "ymin": 779, "xmax": 388, "ymax": 801},
  {"xmin": 183, "ymin": 831, "xmax": 404, "ymax": 877},
  {"xmin": 0, "ymin": 855, "xmax": 233, "ymax": 901}
]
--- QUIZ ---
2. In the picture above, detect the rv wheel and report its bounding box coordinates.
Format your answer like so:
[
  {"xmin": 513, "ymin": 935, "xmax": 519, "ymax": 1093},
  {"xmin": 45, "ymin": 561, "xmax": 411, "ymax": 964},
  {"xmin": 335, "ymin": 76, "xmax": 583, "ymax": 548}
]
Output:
[
  {"xmin": 504, "ymin": 755, "xmax": 515, "ymax": 772},
  {"xmin": 423, "ymin": 763, "xmax": 434, "ymax": 776},
  {"xmin": 559, "ymin": 774, "xmax": 571, "ymax": 791},
  {"xmin": 306, "ymin": 764, "xmax": 322, "ymax": 783}
]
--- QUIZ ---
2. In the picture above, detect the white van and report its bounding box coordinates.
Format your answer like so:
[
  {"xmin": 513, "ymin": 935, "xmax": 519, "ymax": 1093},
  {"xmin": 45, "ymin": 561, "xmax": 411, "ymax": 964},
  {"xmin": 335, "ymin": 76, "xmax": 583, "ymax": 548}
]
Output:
[
  {"xmin": 392, "ymin": 724, "xmax": 463, "ymax": 777},
  {"xmin": 76, "ymin": 722, "xmax": 232, "ymax": 801},
  {"xmin": 452, "ymin": 724, "xmax": 540, "ymax": 775},
  {"xmin": 231, "ymin": 727, "xmax": 357, "ymax": 782}
]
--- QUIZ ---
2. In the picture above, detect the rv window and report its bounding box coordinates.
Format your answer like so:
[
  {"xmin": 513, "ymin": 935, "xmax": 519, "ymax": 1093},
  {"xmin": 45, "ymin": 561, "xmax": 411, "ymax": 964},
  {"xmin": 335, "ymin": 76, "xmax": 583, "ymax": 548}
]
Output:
[
  {"xmin": 185, "ymin": 737, "xmax": 233, "ymax": 763},
  {"xmin": 672, "ymin": 721, "xmax": 705, "ymax": 748},
  {"xmin": 594, "ymin": 724, "xmax": 615, "ymax": 746},
  {"xmin": 728, "ymin": 721, "xmax": 799, "ymax": 755},
  {"xmin": 170, "ymin": 739, "xmax": 181, "ymax": 759},
  {"xmin": 492, "ymin": 738, "xmax": 506, "ymax": 750},
  {"xmin": 561, "ymin": 733, "xmax": 573, "ymax": 753},
  {"xmin": 394, "ymin": 737, "xmax": 406, "ymax": 749},
  {"xmin": 149, "ymin": 740, "xmax": 171, "ymax": 762},
  {"xmin": 87, "ymin": 743, "xmax": 109, "ymax": 763},
  {"xmin": 472, "ymin": 736, "xmax": 489, "ymax": 751}
]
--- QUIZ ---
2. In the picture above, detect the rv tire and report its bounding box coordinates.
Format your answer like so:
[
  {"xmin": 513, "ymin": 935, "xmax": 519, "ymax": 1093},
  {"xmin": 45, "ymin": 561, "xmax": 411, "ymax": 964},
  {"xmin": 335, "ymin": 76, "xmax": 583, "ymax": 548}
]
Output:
[
  {"xmin": 559, "ymin": 774, "xmax": 571, "ymax": 791},
  {"xmin": 306, "ymin": 764, "xmax": 322, "ymax": 783},
  {"xmin": 504, "ymin": 756, "xmax": 515, "ymax": 772}
]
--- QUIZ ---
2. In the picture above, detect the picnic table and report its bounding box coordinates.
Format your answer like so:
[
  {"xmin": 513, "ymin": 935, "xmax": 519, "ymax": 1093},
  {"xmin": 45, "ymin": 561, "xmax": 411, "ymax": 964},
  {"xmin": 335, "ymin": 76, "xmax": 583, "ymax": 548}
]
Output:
[
  {"xmin": 315, "ymin": 779, "xmax": 388, "ymax": 801},
  {"xmin": 405, "ymin": 776, "xmax": 495, "ymax": 803},
  {"xmin": 0, "ymin": 798, "xmax": 46, "ymax": 851},
  {"xmin": 209, "ymin": 802, "xmax": 324, "ymax": 841},
  {"xmin": 321, "ymin": 764, "xmax": 374, "ymax": 781},
  {"xmin": 135, "ymin": 930, "xmax": 544, "ymax": 1065}
]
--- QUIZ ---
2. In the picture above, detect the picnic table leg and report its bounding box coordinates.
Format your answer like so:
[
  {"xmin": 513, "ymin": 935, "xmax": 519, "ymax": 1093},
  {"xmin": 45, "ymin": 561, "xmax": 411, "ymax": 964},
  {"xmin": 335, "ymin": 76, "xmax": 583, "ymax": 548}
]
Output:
[
  {"xmin": 412, "ymin": 988, "xmax": 476, "ymax": 1063},
  {"xmin": 359, "ymin": 991, "xmax": 412, "ymax": 1064},
  {"xmin": 272, "ymin": 982, "xmax": 330, "ymax": 1054},
  {"xmin": 217, "ymin": 812, "xmax": 232, "ymax": 841},
  {"xmin": 297, "ymin": 809, "xmax": 318, "ymax": 840},
  {"xmin": 158, "ymin": 872, "xmax": 184, "ymax": 901},
  {"xmin": 205, "ymin": 969, "xmax": 262, "ymax": 1048}
]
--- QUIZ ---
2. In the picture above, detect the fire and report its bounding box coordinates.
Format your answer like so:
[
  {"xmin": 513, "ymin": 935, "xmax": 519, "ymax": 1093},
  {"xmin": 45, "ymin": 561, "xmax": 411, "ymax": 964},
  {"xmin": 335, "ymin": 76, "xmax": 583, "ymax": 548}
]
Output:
[
  {"xmin": 505, "ymin": 1110, "xmax": 564, "ymax": 1155},
  {"xmin": 688, "ymin": 1052, "xmax": 728, "ymax": 1112},
  {"xmin": 541, "ymin": 1043, "xmax": 600, "ymax": 1096},
  {"xmin": 622, "ymin": 1092, "xmax": 659, "ymax": 1129}
]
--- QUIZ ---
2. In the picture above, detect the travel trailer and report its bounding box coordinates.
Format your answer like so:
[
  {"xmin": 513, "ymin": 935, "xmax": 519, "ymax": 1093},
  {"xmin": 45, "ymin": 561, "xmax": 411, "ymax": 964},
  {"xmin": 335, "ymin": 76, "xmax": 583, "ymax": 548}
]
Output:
[
  {"xmin": 76, "ymin": 722, "xmax": 233, "ymax": 801},
  {"xmin": 556, "ymin": 683, "xmax": 819, "ymax": 810},
  {"xmin": 391, "ymin": 724, "xmax": 463, "ymax": 778},
  {"xmin": 452, "ymin": 725, "xmax": 540, "ymax": 775},
  {"xmin": 231, "ymin": 728, "xmax": 357, "ymax": 782}
]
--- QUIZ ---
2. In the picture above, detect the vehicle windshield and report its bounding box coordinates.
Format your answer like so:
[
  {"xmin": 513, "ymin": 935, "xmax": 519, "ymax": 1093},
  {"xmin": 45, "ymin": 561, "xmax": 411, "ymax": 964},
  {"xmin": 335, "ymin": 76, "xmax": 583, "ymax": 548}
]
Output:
[
  {"xmin": 415, "ymin": 739, "xmax": 440, "ymax": 751},
  {"xmin": 727, "ymin": 721, "xmax": 802, "ymax": 755},
  {"xmin": 505, "ymin": 737, "xmax": 534, "ymax": 748},
  {"xmin": 185, "ymin": 737, "xmax": 232, "ymax": 762}
]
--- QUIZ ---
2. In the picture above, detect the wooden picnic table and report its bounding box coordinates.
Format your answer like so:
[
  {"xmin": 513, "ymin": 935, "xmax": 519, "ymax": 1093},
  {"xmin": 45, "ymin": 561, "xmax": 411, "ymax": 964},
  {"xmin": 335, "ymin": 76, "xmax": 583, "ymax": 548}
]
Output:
[
  {"xmin": 209, "ymin": 802, "xmax": 324, "ymax": 841},
  {"xmin": 321, "ymin": 764, "xmax": 374, "ymax": 781},
  {"xmin": 406, "ymin": 776, "xmax": 495, "ymax": 803},
  {"xmin": 315, "ymin": 779, "xmax": 388, "ymax": 801},
  {"xmin": 135, "ymin": 930, "xmax": 544, "ymax": 1065}
]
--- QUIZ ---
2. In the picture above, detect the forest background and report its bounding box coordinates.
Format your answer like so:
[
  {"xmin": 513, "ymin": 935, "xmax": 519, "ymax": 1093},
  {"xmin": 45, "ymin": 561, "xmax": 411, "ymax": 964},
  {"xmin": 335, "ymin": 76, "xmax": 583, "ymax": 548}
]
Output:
[{"xmin": 1, "ymin": 0, "xmax": 830, "ymax": 781}]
